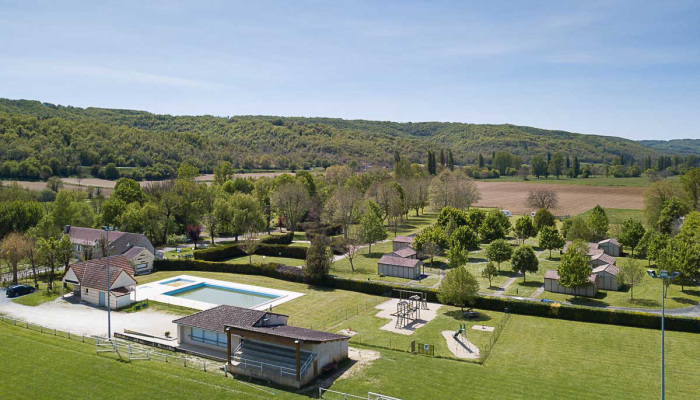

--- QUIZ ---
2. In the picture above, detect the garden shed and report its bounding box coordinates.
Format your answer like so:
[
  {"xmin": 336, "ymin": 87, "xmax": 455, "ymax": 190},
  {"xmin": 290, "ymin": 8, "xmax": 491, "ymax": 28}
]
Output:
[
  {"xmin": 598, "ymin": 239, "xmax": 622, "ymax": 257},
  {"xmin": 392, "ymin": 236, "xmax": 414, "ymax": 251},
  {"xmin": 544, "ymin": 269, "xmax": 598, "ymax": 297},
  {"xmin": 592, "ymin": 264, "xmax": 620, "ymax": 290},
  {"xmin": 378, "ymin": 255, "xmax": 422, "ymax": 279}
]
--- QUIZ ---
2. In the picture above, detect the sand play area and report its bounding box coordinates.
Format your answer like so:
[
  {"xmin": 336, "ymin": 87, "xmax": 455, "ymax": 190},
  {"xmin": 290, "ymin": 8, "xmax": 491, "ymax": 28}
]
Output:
[
  {"xmin": 443, "ymin": 331, "xmax": 480, "ymax": 359},
  {"xmin": 375, "ymin": 298, "xmax": 441, "ymax": 335}
]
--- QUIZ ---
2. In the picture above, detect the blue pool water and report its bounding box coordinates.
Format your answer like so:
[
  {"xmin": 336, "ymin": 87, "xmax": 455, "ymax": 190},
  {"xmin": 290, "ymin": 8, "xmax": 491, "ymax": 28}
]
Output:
[
  {"xmin": 160, "ymin": 278, "xmax": 196, "ymax": 286},
  {"xmin": 164, "ymin": 283, "xmax": 280, "ymax": 308}
]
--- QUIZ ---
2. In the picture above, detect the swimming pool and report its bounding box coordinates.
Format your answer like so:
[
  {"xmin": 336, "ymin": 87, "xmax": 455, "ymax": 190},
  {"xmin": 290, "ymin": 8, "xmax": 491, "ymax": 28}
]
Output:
[
  {"xmin": 160, "ymin": 278, "xmax": 196, "ymax": 287},
  {"xmin": 164, "ymin": 283, "xmax": 280, "ymax": 308}
]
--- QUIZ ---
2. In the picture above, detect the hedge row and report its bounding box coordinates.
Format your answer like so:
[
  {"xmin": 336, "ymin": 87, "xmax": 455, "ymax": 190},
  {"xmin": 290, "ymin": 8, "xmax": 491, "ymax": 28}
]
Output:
[
  {"xmin": 194, "ymin": 243, "xmax": 307, "ymax": 262},
  {"xmin": 260, "ymin": 232, "xmax": 294, "ymax": 245},
  {"xmin": 153, "ymin": 259, "xmax": 700, "ymax": 334}
]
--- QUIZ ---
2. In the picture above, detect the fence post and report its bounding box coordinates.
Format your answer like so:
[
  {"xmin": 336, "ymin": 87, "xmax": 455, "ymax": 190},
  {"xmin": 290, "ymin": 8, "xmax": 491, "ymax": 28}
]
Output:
[
  {"xmin": 54, "ymin": 328, "xmax": 56, "ymax": 336},
  {"xmin": 68, "ymin": 332, "xmax": 71, "ymax": 340},
  {"xmin": 203, "ymin": 361, "xmax": 206, "ymax": 372},
  {"xmin": 165, "ymin": 354, "xmax": 168, "ymax": 363},
  {"xmin": 82, "ymin": 334, "xmax": 85, "ymax": 342},
  {"xmin": 40, "ymin": 325, "xmax": 42, "ymax": 333},
  {"xmin": 183, "ymin": 357, "xmax": 187, "ymax": 367}
]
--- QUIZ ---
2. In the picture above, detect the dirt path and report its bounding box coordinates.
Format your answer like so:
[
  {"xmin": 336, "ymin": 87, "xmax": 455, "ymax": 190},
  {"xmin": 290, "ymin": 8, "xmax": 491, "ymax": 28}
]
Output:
[{"xmin": 474, "ymin": 181, "xmax": 644, "ymax": 215}]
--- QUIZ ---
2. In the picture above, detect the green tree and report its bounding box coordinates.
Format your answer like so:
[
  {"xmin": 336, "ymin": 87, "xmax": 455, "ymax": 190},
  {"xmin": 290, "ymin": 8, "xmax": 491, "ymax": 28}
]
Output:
[
  {"xmin": 438, "ymin": 266, "xmax": 479, "ymax": 312},
  {"xmin": 681, "ymin": 167, "xmax": 700, "ymax": 209},
  {"xmin": 617, "ymin": 257, "xmax": 646, "ymax": 300},
  {"xmin": 531, "ymin": 155, "xmax": 548, "ymax": 178},
  {"xmin": 557, "ymin": 246, "xmax": 591, "ymax": 296},
  {"xmin": 413, "ymin": 226, "xmax": 448, "ymax": 267},
  {"xmin": 447, "ymin": 243, "xmax": 469, "ymax": 269},
  {"xmin": 305, "ymin": 235, "xmax": 333, "ymax": 281},
  {"xmin": 538, "ymin": 226, "xmax": 565, "ymax": 259},
  {"xmin": 450, "ymin": 226, "xmax": 479, "ymax": 250},
  {"xmin": 482, "ymin": 261, "xmax": 498, "ymax": 288},
  {"xmin": 677, "ymin": 211, "xmax": 700, "ymax": 243},
  {"xmin": 479, "ymin": 211, "xmax": 507, "ymax": 242},
  {"xmin": 37, "ymin": 234, "xmax": 72, "ymax": 291},
  {"xmin": 618, "ymin": 219, "xmax": 646, "ymax": 258},
  {"xmin": 511, "ymin": 245, "xmax": 539, "ymax": 282},
  {"xmin": 533, "ymin": 208, "xmax": 556, "ymax": 231},
  {"xmin": 485, "ymin": 239, "xmax": 513, "ymax": 272},
  {"xmin": 213, "ymin": 161, "xmax": 234, "ymax": 186},
  {"xmin": 514, "ymin": 215, "xmax": 537, "ymax": 245},
  {"xmin": 113, "ymin": 178, "xmax": 145, "ymax": 205},
  {"xmin": 587, "ymin": 205, "xmax": 609, "ymax": 242},
  {"xmin": 657, "ymin": 197, "xmax": 689, "ymax": 235},
  {"xmin": 271, "ymin": 181, "xmax": 311, "ymax": 235},
  {"xmin": 105, "ymin": 163, "xmax": 120, "ymax": 180},
  {"xmin": 548, "ymin": 153, "xmax": 565, "ymax": 179},
  {"xmin": 177, "ymin": 162, "xmax": 199, "ymax": 180},
  {"xmin": 659, "ymin": 239, "xmax": 700, "ymax": 292},
  {"xmin": 359, "ymin": 201, "xmax": 387, "ymax": 253},
  {"xmin": 566, "ymin": 216, "xmax": 591, "ymax": 241}
]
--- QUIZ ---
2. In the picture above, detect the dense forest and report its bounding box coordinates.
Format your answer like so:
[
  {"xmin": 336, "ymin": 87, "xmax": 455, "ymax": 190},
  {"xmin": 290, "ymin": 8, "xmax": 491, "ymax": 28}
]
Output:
[
  {"xmin": 0, "ymin": 98, "xmax": 684, "ymax": 180},
  {"xmin": 640, "ymin": 139, "xmax": 700, "ymax": 156}
]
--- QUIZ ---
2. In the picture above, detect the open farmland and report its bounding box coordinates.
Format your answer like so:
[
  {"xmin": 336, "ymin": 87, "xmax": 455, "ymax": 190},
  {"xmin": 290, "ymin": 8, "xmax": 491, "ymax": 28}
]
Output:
[{"xmin": 475, "ymin": 181, "xmax": 645, "ymax": 216}]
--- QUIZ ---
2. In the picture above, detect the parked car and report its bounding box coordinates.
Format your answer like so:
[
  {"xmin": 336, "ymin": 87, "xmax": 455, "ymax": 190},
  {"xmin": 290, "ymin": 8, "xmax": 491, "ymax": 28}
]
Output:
[
  {"xmin": 541, "ymin": 298, "xmax": 556, "ymax": 304},
  {"xmin": 499, "ymin": 209, "xmax": 513, "ymax": 218},
  {"xmin": 6, "ymin": 284, "xmax": 36, "ymax": 298}
]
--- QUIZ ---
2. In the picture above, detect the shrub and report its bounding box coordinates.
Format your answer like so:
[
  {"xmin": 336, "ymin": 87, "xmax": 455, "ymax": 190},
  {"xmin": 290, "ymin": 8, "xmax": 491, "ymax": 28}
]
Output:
[
  {"xmin": 194, "ymin": 243, "xmax": 307, "ymax": 261},
  {"xmin": 260, "ymin": 232, "xmax": 294, "ymax": 245}
]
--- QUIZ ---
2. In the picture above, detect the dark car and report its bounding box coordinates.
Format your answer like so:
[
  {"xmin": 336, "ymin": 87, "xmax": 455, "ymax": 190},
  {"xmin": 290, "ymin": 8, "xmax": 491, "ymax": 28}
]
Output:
[{"xmin": 5, "ymin": 284, "xmax": 36, "ymax": 298}]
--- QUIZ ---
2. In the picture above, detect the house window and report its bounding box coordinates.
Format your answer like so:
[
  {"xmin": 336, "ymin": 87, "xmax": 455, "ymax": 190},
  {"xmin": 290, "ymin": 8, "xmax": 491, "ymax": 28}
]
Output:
[
  {"xmin": 85, "ymin": 288, "xmax": 89, "ymax": 294},
  {"xmin": 190, "ymin": 328, "xmax": 227, "ymax": 348}
]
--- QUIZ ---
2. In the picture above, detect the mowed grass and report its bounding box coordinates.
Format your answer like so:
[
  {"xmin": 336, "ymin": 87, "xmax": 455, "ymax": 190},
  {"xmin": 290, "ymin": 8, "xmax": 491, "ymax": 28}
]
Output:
[
  {"xmin": 579, "ymin": 207, "xmax": 644, "ymax": 224},
  {"xmin": 136, "ymin": 271, "xmax": 384, "ymax": 330},
  {"xmin": 3, "ymin": 306, "xmax": 700, "ymax": 399},
  {"xmin": 223, "ymin": 255, "xmax": 306, "ymax": 267},
  {"xmin": 336, "ymin": 304, "xmax": 505, "ymax": 359}
]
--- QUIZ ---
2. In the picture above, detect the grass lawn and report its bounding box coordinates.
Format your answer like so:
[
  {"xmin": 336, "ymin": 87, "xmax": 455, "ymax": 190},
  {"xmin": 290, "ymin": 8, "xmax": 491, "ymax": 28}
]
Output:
[
  {"xmin": 336, "ymin": 305, "xmax": 506, "ymax": 359},
  {"xmin": 11, "ymin": 280, "xmax": 67, "ymax": 307},
  {"xmin": 3, "ymin": 308, "xmax": 699, "ymax": 399},
  {"xmin": 119, "ymin": 300, "xmax": 199, "ymax": 316},
  {"xmin": 164, "ymin": 248, "xmax": 194, "ymax": 259},
  {"xmin": 223, "ymin": 254, "xmax": 306, "ymax": 267},
  {"xmin": 136, "ymin": 271, "xmax": 384, "ymax": 331},
  {"xmin": 578, "ymin": 207, "xmax": 644, "ymax": 224},
  {"xmin": 331, "ymin": 241, "xmax": 439, "ymax": 288}
]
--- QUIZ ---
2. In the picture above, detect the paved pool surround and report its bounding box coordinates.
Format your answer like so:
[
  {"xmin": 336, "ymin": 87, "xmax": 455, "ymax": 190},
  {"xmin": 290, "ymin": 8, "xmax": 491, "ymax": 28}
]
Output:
[{"xmin": 134, "ymin": 275, "xmax": 304, "ymax": 311}]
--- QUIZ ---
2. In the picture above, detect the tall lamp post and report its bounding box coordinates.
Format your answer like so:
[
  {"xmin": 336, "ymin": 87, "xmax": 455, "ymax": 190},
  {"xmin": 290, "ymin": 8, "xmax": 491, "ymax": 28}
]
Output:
[
  {"xmin": 102, "ymin": 226, "xmax": 115, "ymax": 338},
  {"xmin": 647, "ymin": 269, "xmax": 680, "ymax": 400}
]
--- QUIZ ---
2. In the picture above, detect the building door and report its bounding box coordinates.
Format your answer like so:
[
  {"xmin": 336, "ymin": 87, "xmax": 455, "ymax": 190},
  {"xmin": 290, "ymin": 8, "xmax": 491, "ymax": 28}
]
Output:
[{"xmin": 99, "ymin": 291, "xmax": 106, "ymax": 306}]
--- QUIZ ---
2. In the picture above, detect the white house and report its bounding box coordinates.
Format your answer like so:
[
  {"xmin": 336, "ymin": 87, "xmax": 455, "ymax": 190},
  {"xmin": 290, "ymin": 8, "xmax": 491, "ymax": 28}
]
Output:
[{"xmin": 62, "ymin": 256, "xmax": 137, "ymax": 309}]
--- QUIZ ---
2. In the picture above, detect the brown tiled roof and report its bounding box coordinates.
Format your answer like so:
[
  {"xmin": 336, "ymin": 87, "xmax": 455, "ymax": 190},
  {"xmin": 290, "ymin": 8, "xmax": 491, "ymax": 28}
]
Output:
[
  {"xmin": 592, "ymin": 264, "xmax": 620, "ymax": 276},
  {"xmin": 66, "ymin": 226, "xmax": 127, "ymax": 246},
  {"xmin": 599, "ymin": 238, "xmax": 621, "ymax": 246},
  {"xmin": 172, "ymin": 305, "xmax": 268, "ymax": 333},
  {"xmin": 589, "ymin": 249, "xmax": 605, "ymax": 257},
  {"xmin": 392, "ymin": 247, "xmax": 417, "ymax": 258},
  {"xmin": 590, "ymin": 253, "xmax": 616, "ymax": 265},
  {"xmin": 230, "ymin": 324, "xmax": 349, "ymax": 343},
  {"xmin": 393, "ymin": 236, "xmax": 414, "ymax": 243},
  {"xmin": 378, "ymin": 255, "xmax": 421, "ymax": 268},
  {"xmin": 66, "ymin": 256, "xmax": 136, "ymax": 291},
  {"xmin": 563, "ymin": 241, "xmax": 600, "ymax": 254}
]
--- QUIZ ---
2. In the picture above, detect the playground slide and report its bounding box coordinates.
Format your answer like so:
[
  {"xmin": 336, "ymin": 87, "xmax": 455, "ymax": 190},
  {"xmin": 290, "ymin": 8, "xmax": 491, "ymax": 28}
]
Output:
[{"xmin": 453, "ymin": 323, "xmax": 465, "ymax": 339}]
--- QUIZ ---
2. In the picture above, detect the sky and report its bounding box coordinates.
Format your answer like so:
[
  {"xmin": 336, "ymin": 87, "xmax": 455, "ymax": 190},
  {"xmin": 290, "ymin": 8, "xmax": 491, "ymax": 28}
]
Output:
[{"xmin": 1, "ymin": 0, "xmax": 699, "ymax": 141}]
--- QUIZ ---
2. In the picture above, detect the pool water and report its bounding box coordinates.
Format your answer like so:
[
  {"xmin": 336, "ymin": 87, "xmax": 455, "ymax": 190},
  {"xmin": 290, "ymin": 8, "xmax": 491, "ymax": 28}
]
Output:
[
  {"xmin": 160, "ymin": 278, "xmax": 196, "ymax": 287},
  {"xmin": 164, "ymin": 283, "xmax": 280, "ymax": 308}
]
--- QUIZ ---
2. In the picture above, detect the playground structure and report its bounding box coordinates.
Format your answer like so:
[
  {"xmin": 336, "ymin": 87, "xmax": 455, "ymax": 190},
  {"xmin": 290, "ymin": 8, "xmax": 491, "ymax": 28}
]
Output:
[
  {"xmin": 453, "ymin": 323, "xmax": 467, "ymax": 340},
  {"xmin": 393, "ymin": 290, "xmax": 428, "ymax": 329},
  {"xmin": 443, "ymin": 323, "xmax": 480, "ymax": 360}
]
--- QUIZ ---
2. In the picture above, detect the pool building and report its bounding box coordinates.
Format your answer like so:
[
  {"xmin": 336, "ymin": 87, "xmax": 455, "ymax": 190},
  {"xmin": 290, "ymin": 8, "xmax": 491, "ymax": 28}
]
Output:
[{"xmin": 173, "ymin": 305, "xmax": 349, "ymax": 387}]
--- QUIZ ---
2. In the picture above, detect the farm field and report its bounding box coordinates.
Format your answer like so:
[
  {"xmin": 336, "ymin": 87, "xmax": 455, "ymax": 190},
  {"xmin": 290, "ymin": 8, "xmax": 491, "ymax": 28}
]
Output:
[
  {"xmin": 475, "ymin": 181, "xmax": 644, "ymax": 216},
  {"xmin": 2, "ymin": 307, "xmax": 699, "ymax": 399},
  {"xmin": 482, "ymin": 175, "xmax": 679, "ymax": 187}
]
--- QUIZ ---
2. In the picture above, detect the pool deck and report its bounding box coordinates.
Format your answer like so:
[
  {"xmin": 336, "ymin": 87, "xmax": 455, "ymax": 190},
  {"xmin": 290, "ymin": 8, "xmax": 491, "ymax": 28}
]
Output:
[{"xmin": 133, "ymin": 275, "xmax": 304, "ymax": 311}]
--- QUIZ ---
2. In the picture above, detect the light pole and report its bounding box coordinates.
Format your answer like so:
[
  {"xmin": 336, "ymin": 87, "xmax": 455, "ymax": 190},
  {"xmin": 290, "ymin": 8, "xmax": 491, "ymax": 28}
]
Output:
[
  {"xmin": 102, "ymin": 226, "xmax": 115, "ymax": 338},
  {"xmin": 647, "ymin": 269, "xmax": 680, "ymax": 400}
]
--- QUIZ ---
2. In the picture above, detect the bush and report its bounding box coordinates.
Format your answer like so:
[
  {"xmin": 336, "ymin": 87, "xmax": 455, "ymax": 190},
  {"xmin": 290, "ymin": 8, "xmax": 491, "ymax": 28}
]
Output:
[
  {"xmin": 260, "ymin": 232, "xmax": 294, "ymax": 245},
  {"xmin": 155, "ymin": 259, "xmax": 306, "ymax": 282},
  {"xmin": 194, "ymin": 242, "xmax": 307, "ymax": 261},
  {"xmin": 301, "ymin": 223, "xmax": 343, "ymax": 240}
]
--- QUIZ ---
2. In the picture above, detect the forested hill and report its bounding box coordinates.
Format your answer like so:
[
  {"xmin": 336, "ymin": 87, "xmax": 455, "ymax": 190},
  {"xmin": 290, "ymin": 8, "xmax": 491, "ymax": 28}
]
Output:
[
  {"xmin": 0, "ymin": 98, "xmax": 672, "ymax": 175},
  {"xmin": 639, "ymin": 139, "xmax": 700, "ymax": 156}
]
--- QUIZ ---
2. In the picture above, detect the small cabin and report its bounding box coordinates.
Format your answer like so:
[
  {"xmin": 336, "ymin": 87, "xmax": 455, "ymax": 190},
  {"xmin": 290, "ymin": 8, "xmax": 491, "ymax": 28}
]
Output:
[
  {"xmin": 392, "ymin": 236, "xmax": 414, "ymax": 251},
  {"xmin": 378, "ymin": 255, "xmax": 422, "ymax": 279},
  {"xmin": 598, "ymin": 239, "xmax": 622, "ymax": 257},
  {"xmin": 544, "ymin": 269, "xmax": 598, "ymax": 297}
]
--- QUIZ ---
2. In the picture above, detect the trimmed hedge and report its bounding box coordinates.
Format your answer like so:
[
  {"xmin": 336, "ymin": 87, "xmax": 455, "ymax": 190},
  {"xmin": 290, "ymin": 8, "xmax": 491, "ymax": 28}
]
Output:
[
  {"xmin": 301, "ymin": 223, "xmax": 342, "ymax": 240},
  {"xmin": 194, "ymin": 242, "xmax": 307, "ymax": 262},
  {"xmin": 261, "ymin": 232, "xmax": 294, "ymax": 245},
  {"xmin": 154, "ymin": 259, "xmax": 700, "ymax": 334}
]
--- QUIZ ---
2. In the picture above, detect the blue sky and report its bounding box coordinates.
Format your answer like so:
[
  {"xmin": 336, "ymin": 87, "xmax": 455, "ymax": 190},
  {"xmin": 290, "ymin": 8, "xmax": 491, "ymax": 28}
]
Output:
[{"xmin": 1, "ymin": 1, "xmax": 699, "ymax": 140}]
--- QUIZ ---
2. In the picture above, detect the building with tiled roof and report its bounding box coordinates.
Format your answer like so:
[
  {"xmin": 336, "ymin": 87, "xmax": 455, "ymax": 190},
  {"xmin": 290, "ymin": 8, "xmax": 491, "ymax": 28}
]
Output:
[
  {"xmin": 172, "ymin": 305, "xmax": 349, "ymax": 388},
  {"xmin": 389, "ymin": 247, "xmax": 418, "ymax": 259},
  {"xmin": 64, "ymin": 226, "xmax": 155, "ymax": 274},
  {"xmin": 392, "ymin": 235, "xmax": 414, "ymax": 251},
  {"xmin": 378, "ymin": 255, "xmax": 422, "ymax": 279},
  {"xmin": 61, "ymin": 256, "xmax": 137, "ymax": 309}
]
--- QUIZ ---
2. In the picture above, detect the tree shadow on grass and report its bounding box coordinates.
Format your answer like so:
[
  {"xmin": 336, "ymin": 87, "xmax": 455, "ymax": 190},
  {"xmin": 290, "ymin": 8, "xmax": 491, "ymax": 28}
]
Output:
[
  {"xmin": 567, "ymin": 296, "xmax": 610, "ymax": 307},
  {"xmin": 627, "ymin": 298, "xmax": 661, "ymax": 308},
  {"xmin": 516, "ymin": 281, "xmax": 544, "ymax": 288},
  {"xmin": 469, "ymin": 257, "xmax": 488, "ymax": 263},
  {"xmin": 498, "ymin": 270, "xmax": 519, "ymax": 278},
  {"xmin": 444, "ymin": 310, "xmax": 494, "ymax": 323},
  {"xmin": 363, "ymin": 252, "xmax": 383, "ymax": 260},
  {"xmin": 671, "ymin": 297, "xmax": 698, "ymax": 306}
]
